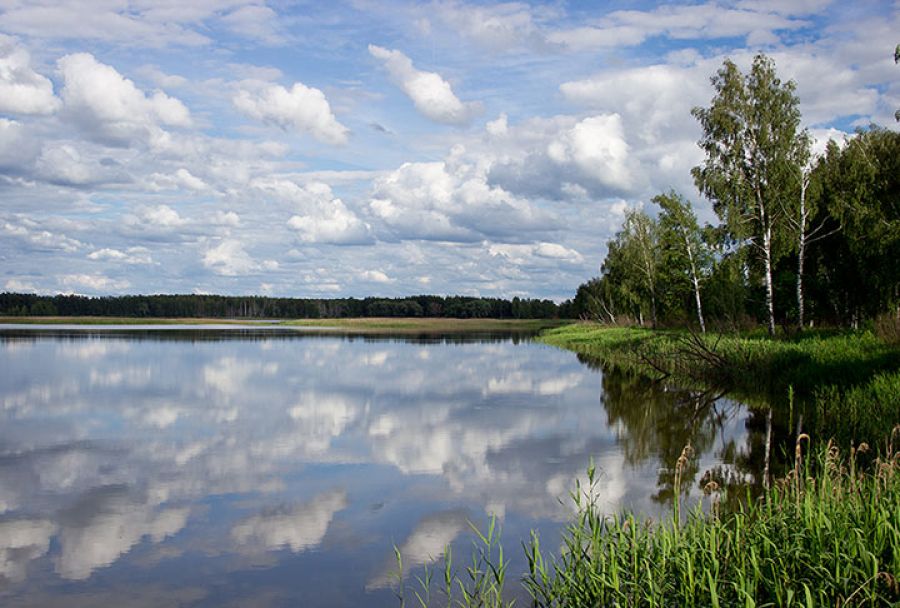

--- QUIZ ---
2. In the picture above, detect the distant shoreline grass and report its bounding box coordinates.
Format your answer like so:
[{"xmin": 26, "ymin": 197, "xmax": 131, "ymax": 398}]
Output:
[{"xmin": 0, "ymin": 316, "xmax": 566, "ymax": 333}]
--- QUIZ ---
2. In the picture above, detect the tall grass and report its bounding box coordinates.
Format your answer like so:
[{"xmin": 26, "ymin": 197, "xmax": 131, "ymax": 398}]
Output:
[{"xmin": 398, "ymin": 436, "xmax": 900, "ymax": 607}]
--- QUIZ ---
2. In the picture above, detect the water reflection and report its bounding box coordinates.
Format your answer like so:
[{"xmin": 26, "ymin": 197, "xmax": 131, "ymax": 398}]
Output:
[{"xmin": 0, "ymin": 329, "xmax": 760, "ymax": 606}]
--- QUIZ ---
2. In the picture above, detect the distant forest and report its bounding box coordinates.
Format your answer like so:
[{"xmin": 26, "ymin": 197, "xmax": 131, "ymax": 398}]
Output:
[{"xmin": 0, "ymin": 292, "xmax": 571, "ymax": 320}]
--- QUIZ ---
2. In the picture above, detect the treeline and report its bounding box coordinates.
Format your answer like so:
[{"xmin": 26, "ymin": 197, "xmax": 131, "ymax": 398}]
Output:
[
  {"xmin": 572, "ymin": 54, "xmax": 899, "ymax": 334},
  {"xmin": 0, "ymin": 292, "xmax": 568, "ymax": 319}
]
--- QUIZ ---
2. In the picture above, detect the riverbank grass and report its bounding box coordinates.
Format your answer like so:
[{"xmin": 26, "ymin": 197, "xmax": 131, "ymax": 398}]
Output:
[
  {"xmin": 539, "ymin": 323, "xmax": 900, "ymax": 446},
  {"xmin": 403, "ymin": 439, "xmax": 900, "ymax": 607}
]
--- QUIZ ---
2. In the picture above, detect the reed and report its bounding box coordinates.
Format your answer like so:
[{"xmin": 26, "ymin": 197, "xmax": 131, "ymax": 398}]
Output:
[{"xmin": 398, "ymin": 434, "xmax": 900, "ymax": 607}]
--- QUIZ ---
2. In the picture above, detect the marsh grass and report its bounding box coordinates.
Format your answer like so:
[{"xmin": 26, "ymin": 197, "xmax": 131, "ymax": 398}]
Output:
[
  {"xmin": 522, "ymin": 436, "xmax": 900, "ymax": 607},
  {"xmin": 399, "ymin": 435, "xmax": 900, "ymax": 607}
]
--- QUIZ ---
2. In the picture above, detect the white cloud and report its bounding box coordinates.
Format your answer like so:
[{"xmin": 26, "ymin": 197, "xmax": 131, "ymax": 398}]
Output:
[
  {"xmin": 87, "ymin": 247, "xmax": 154, "ymax": 265},
  {"xmin": 35, "ymin": 143, "xmax": 113, "ymax": 187},
  {"xmin": 221, "ymin": 5, "xmax": 285, "ymax": 45},
  {"xmin": 142, "ymin": 204, "xmax": 187, "ymax": 228},
  {"xmin": 136, "ymin": 65, "xmax": 188, "ymax": 89},
  {"xmin": 486, "ymin": 113, "xmax": 638, "ymax": 201},
  {"xmin": 369, "ymin": 155, "xmax": 555, "ymax": 242},
  {"xmin": 0, "ymin": 118, "xmax": 40, "ymax": 171},
  {"xmin": 58, "ymin": 52, "xmax": 191, "ymax": 147},
  {"xmin": 233, "ymin": 82, "xmax": 349, "ymax": 144},
  {"xmin": 430, "ymin": 2, "xmax": 553, "ymax": 52},
  {"xmin": 202, "ymin": 239, "xmax": 276, "ymax": 276},
  {"xmin": 368, "ymin": 45, "xmax": 482, "ymax": 125},
  {"xmin": 4, "ymin": 278, "xmax": 40, "ymax": 293},
  {"xmin": 0, "ymin": 1, "xmax": 234, "ymax": 47},
  {"xmin": 60, "ymin": 273, "xmax": 131, "ymax": 292},
  {"xmin": 488, "ymin": 242, "xmax": 584, "ymax": 266},
  {"xmin": 0, "ymin": 35, "xmax": 60, "ymax": 115},
  {"xmin": 360, "ymin": 270, "xmax": 392, "ymax": 283},
  {"xmin": 146, "ymin": 168, "xmax": 209, "ymax": 192},
  {"xmin": 3, "ymin": 218, "xmax": 84, "ymax": 253},
  {"xmin": 547, "ymin": 114, "xmax": 632, "ymax": 192},
  {"xmin": 252, "ymin": 178, "xmax": 372, "ymax": 245}
]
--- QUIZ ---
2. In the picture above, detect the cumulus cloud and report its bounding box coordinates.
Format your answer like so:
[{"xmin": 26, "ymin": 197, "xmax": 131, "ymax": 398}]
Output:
[
  {"xmin": 0, "ymin": 35, "xmax": 60, "ymax": 115},
  {"xmin": 142, "ymin": 204, "xmax": 188, "ymax": 228},
  {"xmin": 3, "ymin": 218, "xmax": 84, "ymax": 253},
  {"xmin": 360, "ymin": 269, "xmax": 393, "ymax": 283},
  {"xmin": 87, "ymin": 247, "xmax": 154, "ymax": 265},
  {"xmin": 233, "ymin": 82, "xmax": 349, "ymax": 144},
  {"xmin": 58, "ymin": 53, "xmax": 191, "ymax": 147},
  {"xmin": 0, "ymin": 118, "xmax": 40, "ymax": 172},
  {"xmin": 60, "ymin": 273, "xmax": 131, "ymax": 292},
  {"xmin": 252, "ymin": 178, "xmax": 372, "ymax": 245},
  {"xmin": 486, "ymin": 113, "xmax": 637, "ymax": 201},
  {"xmin": 369, "ymin": 154, "xmax": 556, "ymax": 242},
  {"xmin": 202, "ymin": 239, "xmax": 277, "ymax": 276},
  {"xmin": 488, "ymin": 242, "xmax": 584, "ymax": 267},
  {"xmin": 145, "ymin": 168, "xmax": 209, "ymax": 192},
  {"xmin": 34, "ymin": 143, "xmax": 127, "ymax": 187},
  {"xmin": 368, "ymin": 45, "xmax": 482, "ymax": 125}
]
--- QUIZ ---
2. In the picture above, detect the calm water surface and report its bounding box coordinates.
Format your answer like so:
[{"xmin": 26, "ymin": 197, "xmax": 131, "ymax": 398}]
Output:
[{"xmin": 0, "ymin": 328, "xmax": 761, "ymax": 607}]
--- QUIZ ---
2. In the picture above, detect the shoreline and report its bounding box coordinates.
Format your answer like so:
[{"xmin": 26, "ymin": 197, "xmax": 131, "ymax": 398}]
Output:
[{"xmin": 0, "ymin": 316, "xmax": 567, "ymax": 333}]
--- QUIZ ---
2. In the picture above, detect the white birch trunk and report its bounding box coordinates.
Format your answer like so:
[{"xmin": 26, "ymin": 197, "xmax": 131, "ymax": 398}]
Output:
[
  {"xmin": 796, "ymin": 173, "xmax": 808, "ymax": 332},
  {"xmin": 684, "ymin": 232, "xmax": 706, "ymax": 333},
  {"xmin": 763, "ymin": 223, "xmax": 776, "ymax": 336}
]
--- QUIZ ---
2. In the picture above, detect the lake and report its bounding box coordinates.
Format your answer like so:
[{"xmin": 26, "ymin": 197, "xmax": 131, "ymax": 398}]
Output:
[{"xmin": 0, "ymin": 327, "xmax": 760, "ymax": 606}]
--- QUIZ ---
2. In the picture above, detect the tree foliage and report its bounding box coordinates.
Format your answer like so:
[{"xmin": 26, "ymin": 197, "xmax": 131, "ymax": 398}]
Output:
[{"xmin": 572, "ymin": 54, "xmax": 899, "ymax": 333}]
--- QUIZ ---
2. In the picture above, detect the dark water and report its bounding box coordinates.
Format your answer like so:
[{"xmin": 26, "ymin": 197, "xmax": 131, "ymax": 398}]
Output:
[{"xmin": 0, "ymin": 328, "xmax": 762, "ymax": 607}]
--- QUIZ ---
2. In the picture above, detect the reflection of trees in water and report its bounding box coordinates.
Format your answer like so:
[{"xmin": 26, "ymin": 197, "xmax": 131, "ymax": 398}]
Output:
[
  {"xmin": 0, "ymin": 330, "xmax": 535, "ymax": 345},
  {"xmin": 591, "ymin": 359, "xmax": 758, "ymax": 506}
]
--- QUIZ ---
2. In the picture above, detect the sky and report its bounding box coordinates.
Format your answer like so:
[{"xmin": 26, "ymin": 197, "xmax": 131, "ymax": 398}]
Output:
[{"xmin": 0, "ymin": 0, "xmax": 897, "ymax": 301}]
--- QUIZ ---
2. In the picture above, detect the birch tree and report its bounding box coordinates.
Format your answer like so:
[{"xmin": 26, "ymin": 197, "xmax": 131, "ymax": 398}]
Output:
[
  {"xmin": 691, "ymin": 54, "xmax": 807, "ymax": 336},
  {"xmin": 653, "ymin": 191, "xmax": 710, "ymax": 333},
  {"xmin": 622, "ymin": 209, "xmax": 660, "ymax": 328}
]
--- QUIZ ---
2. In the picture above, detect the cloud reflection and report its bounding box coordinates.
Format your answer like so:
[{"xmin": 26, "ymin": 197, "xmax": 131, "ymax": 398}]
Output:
[
  {"xmin": 0, "ymin": 331, "xmax": 753, "ymax": 602},
  {"xmin": 231, "ymin": 489, "xmax": 347, "ymax": 553}
]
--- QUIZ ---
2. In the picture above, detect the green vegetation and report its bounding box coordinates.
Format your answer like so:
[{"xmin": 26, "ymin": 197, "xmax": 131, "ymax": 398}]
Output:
[
  {"xmin": 573, "ymin": 56, "xmax": 899, "ymax": 336},
  {"xmin": 540, "ymin": 323, "xmax": 900, "ymax": 447},
  {"xmin": 400, "ymin": 52, "xmax": 900, "ymax": 608},
  {"xmin": 398, "ymin": 440, "xmax": 900, "ymax": 607},
  {"xmin": 524, "ymin": 442, "xmax": 900, "ymax": 607}
]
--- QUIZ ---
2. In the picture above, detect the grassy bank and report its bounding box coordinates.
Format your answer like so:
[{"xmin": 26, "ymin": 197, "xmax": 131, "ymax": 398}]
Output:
[
  {"xmin": 539, "ymin": 323, "xmax": 900, "ymax": 447},
  {"xmin": 401, "ymin": 440, "xmax": 900, "ymax": 607}
]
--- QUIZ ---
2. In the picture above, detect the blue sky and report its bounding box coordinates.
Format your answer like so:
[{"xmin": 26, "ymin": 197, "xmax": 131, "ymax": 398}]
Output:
[{"xmin": 0, "ymin": 0, "xmax": 897, "ymax": 301}]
